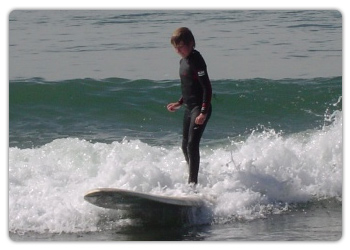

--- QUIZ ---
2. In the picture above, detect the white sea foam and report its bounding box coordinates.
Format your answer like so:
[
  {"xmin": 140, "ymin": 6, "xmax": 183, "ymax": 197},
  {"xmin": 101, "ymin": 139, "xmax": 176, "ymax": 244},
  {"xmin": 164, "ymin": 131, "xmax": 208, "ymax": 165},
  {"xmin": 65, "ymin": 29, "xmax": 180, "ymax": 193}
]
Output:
[{"xmin": 8, "ymin": 111, "xmax": 342, "ymax": 233}]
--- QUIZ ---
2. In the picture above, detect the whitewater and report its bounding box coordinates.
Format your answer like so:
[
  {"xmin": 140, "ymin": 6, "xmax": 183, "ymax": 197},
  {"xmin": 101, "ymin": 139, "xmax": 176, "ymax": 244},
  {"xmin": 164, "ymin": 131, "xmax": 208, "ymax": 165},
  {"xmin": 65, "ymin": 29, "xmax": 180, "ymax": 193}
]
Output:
[{"xmin": 9, "ymin": 109, "xmax": 342, "ymax": 234}]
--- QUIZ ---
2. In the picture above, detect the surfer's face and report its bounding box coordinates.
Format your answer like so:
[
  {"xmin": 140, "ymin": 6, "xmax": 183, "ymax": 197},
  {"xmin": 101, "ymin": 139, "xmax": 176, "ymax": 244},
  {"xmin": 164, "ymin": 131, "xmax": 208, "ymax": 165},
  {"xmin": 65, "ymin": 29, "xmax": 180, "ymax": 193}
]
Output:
[{"xmin": 173, "ymin": 42, "xmax": 193, "ymax": 58}]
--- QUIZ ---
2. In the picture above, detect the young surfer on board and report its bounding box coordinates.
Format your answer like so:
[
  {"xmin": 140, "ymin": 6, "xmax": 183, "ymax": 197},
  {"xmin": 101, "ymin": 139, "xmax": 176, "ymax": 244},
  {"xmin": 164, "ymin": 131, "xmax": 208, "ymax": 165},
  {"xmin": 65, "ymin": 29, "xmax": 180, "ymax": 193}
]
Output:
[{"xmin": 167, "ymin": 27, "xmax": 212, "ymax": 185}]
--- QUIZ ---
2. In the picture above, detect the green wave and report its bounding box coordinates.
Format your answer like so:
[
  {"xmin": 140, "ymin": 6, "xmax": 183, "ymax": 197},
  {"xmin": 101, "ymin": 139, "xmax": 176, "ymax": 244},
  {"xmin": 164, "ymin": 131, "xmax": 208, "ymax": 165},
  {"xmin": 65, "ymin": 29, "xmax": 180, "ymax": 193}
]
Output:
[{"xmin": 9, "ymin": 77, "xmax": 342, "ymax": 148}]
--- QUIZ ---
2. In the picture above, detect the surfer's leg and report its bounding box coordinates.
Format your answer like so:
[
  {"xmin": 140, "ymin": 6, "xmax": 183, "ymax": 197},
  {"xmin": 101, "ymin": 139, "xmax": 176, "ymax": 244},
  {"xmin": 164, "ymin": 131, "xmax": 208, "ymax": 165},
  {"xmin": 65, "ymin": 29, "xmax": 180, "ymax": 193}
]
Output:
[
  {"xmin": 182, "ymin": 108, "xmax": 191, "ymax": 165},
  {"xmin": 187, "ymin": 106, "xmax": 212, "ymax": 184}
]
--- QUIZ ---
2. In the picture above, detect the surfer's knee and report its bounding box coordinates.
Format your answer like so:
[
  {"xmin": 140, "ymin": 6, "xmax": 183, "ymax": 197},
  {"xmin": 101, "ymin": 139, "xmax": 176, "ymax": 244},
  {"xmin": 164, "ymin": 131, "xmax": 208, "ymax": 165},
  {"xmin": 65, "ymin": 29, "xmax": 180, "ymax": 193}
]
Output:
[{"xmin": 187, "ymin": 137, "xmax": 200, "ymax": 153}]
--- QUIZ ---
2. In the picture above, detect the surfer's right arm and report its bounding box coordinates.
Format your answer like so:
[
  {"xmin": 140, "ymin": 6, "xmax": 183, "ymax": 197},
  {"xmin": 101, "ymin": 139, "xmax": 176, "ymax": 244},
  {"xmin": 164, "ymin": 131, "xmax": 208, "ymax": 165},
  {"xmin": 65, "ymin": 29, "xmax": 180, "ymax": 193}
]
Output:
[{"xmin": 167, "ymin": 97, "xmax": 183, "ymax": 112}]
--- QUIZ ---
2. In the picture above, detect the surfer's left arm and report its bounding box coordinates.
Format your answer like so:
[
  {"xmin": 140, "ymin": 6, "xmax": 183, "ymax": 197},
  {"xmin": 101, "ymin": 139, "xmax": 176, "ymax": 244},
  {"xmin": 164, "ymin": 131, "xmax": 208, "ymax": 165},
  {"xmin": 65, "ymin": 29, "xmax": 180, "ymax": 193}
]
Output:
[{"xmin": 195, "ymin": 69, "xmax": 212, "ymax": 125}]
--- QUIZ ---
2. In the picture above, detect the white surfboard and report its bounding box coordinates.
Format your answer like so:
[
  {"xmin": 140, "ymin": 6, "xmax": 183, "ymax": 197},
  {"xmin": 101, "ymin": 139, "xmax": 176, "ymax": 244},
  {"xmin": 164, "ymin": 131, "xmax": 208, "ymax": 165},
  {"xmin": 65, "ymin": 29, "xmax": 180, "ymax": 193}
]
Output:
[{"xmin": 84, "ymin": 188, "xmax": 205, "ymax": 210}]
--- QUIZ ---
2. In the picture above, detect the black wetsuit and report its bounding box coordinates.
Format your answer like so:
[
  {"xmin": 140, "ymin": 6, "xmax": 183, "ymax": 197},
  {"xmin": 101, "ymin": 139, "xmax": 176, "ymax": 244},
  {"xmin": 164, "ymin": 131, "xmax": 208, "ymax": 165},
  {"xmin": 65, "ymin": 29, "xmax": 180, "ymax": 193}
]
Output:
[{"xmin": 178, "ymin": 49, "xmax": 212, "ymax": 184}]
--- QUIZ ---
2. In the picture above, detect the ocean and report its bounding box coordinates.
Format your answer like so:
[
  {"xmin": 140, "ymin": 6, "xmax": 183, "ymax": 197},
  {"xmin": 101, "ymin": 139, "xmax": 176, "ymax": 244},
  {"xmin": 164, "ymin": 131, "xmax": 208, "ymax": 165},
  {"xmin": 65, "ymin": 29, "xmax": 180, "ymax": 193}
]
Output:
[{"xmin": 8, "ymin": 10, "xmax": 342, "ymax": 241}]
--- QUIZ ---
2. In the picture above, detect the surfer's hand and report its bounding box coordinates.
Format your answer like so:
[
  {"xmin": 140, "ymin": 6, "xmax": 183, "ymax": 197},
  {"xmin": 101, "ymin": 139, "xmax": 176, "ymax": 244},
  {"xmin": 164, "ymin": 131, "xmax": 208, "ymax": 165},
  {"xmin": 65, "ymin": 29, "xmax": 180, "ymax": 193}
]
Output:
[
  {"xmin": 195, "ymin": 113, "xmax": 207, "ymax": 125},
  {"xmin": 167, "ymin": 102, "xmax": 181, "ymax": 112}
]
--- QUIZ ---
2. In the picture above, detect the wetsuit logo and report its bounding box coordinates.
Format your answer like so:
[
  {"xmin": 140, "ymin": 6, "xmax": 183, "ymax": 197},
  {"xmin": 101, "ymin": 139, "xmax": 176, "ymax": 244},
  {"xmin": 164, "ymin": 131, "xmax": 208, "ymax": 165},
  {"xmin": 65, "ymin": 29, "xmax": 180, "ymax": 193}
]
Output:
[{"xmin": 198, "ymin": 70, "xmax": 206, "ymax": 77}]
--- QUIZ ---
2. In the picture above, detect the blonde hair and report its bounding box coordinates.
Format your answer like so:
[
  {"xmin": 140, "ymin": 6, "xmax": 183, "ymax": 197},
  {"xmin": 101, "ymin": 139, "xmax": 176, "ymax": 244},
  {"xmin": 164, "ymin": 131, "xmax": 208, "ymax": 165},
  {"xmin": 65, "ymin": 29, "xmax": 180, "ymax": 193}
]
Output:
[{"xmin": 170, "ymin": 27, "xmax": 196, "ymax": 48}]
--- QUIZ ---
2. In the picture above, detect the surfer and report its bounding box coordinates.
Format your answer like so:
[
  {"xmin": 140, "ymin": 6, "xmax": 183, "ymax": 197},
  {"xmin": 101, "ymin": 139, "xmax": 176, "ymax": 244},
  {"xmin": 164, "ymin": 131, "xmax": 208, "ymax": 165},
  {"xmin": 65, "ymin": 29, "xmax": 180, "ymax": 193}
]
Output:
[{"xmin": 167, "ymin": 27, "xmax": 212, "ymax": 185}]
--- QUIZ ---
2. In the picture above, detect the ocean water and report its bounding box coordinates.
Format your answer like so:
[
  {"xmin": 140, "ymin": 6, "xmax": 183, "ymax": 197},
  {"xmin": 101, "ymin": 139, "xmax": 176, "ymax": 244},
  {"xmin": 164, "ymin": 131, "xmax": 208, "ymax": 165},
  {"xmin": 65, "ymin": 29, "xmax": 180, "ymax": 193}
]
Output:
[{"xmin": 8, "ymin": 10, "xmax": 342, "ymax": 241}]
